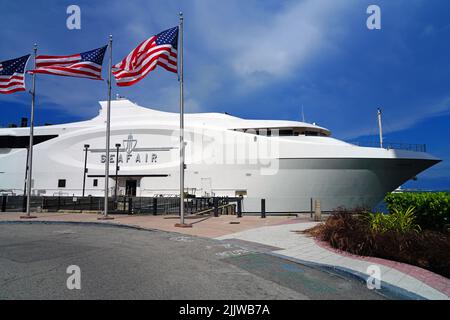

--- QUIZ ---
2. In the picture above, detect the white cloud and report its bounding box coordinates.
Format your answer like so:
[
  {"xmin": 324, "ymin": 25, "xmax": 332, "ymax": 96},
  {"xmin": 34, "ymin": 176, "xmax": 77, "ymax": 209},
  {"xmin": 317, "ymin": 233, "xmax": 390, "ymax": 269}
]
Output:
[
  {"xmin": 192, "ymin": 0, "xmax": 352, "ymax": 87},
  {"xmin": 231, "ymin": 1, "xmax": 343, "ymax": 77}
]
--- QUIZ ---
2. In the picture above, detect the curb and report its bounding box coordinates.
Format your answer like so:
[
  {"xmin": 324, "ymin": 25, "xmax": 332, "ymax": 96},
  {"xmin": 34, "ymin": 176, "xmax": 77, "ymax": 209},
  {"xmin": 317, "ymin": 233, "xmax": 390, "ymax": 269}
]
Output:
[
  {"xmin": 0, "ymin": 219, "xmax": 216, "ymax": 240},
  {"xmin": 0, "ymin": 219, "xmax": 157, "ymax": 233},
  {"xmin": 269, "ymin": 252, "xmax": 427, "ymax": 300}
]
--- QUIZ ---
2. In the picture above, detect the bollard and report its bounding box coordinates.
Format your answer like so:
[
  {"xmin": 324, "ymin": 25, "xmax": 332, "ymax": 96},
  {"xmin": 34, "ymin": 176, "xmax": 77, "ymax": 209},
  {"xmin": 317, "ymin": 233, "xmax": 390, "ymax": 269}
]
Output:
[
  {"xmin": 261, "ymin": 198, "xmax": 266, "ymax": 218},
  {"xmin": 314, "ymin": 199, "xmax": 322, "ymax": 221},
  {"xmin": 237, "ymin": 199, "xmax": 242, "ymax": 218},
  {"xmin": 22, "ymin": 196, "xmax": 27, "ymax": 213},
  {"xmin": 213, "ymin": 197, "xmax": 219, "ymax": 217},
  {"xmin": 128, "ymin": 197, "xmax": 133, "ymax": 215},
  {"xmin": 1, "ymin": 195, "xmax": 6, "ymax": 212},
  {"xmin": 153, "ymin": 198, "xmax": 158, "ymax": 215}
]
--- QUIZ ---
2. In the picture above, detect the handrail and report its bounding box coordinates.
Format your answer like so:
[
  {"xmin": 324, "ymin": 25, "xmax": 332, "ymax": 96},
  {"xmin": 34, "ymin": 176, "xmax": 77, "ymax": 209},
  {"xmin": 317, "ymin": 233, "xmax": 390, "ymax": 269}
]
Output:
[{"xmin": 349, "ymin": 141, "xmax": 427, "ymax": 153}]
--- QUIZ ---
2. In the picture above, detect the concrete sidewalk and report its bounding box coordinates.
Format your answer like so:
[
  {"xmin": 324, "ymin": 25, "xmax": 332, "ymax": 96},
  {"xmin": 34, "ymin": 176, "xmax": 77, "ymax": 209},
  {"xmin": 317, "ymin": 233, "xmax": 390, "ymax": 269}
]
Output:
[
  {"xmin": 217, "ymin": 222, "xmax": 450, "ymax": 300},
  {"xmin": 1, "ymin": 211, "xmax": 449, "ymax": 299},
  {"xmin": 0, "ymin": 212, "xmax": 302, "ymax": 238}
]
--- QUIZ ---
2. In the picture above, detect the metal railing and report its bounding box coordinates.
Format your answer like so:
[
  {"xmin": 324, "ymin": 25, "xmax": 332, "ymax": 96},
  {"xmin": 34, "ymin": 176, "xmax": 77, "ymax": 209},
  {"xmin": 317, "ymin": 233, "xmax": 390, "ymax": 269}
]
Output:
[
  {"xmin": 349, "ymin": 141, "xmax": 427, "ymax": 153},
  {"xmin": 124, "ymin": 196, "xmax": 233, "ymax": 215},
  {"xmin": 1, "ymin": 195, "xmax": 243, "ymax": 216}
]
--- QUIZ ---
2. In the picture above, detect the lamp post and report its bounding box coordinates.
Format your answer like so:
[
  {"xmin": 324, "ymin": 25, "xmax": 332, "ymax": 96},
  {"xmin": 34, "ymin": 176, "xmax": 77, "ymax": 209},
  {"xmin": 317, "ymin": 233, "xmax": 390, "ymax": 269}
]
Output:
[
  {"xmin": 21, "ymin": 44, "xmax": 38, "ymax": 219},
  {"xmin": 114, "ymin": 143, "xmax": 121, "ymax": 201},
  {"xmin": 82, "ymin": 144, "xmax": 90, "ymax": 197}
]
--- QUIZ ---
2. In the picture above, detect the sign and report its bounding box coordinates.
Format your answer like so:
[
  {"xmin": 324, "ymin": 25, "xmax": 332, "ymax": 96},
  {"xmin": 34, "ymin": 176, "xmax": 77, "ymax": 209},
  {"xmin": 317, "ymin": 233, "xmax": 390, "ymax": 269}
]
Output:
[{"xmin": 89, "ymin": 133, "xmax": 176, "ymax": 166}]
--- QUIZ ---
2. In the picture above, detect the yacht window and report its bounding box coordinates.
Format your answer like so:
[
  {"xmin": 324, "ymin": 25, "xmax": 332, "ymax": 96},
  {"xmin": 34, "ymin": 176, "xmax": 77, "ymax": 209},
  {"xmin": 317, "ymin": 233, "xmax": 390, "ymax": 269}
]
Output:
[
  {"xmin": 258, "ymin": 129, "xmax": 270, "ymax": 136},
  {"xmin": 231, "ymin": 127, "xmax": 329, "ymax": 137},
  {"xmin": 58, "ymin": 179, "xmax": 66, "ymax": 188},
  {"xmin": 0, "ymin": 135, "xmax": 58, "ymax": 148},
  {"xmin": 93, "ymin": 179, "xmax": 98, "ymax": 187},
  {"xmin": 279, "ymin": 130, "xmax": 293, "ymax": 136}
]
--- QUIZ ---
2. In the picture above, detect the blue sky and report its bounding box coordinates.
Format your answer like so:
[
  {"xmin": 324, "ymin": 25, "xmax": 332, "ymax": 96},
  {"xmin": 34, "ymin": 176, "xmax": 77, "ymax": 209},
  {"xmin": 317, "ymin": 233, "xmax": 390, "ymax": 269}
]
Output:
[{"xmin": 1, "ymin": 0, "xmax": 449, "ymax": 190}]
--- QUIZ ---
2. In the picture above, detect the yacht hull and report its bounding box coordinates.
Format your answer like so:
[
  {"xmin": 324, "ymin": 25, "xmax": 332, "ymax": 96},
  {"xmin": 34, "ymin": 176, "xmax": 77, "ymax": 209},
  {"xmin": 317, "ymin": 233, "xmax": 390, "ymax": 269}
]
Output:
[{"xmin": 195, "ymin": 158, "xmax": 439, "ymax": 212}]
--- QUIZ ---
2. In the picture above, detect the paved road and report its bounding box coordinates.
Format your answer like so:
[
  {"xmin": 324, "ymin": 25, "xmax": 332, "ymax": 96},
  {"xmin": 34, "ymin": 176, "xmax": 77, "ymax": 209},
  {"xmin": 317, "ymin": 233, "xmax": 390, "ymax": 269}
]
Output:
[{"xmin": 0, "ymin": 223, "xmax": 386, "ymax": 299}]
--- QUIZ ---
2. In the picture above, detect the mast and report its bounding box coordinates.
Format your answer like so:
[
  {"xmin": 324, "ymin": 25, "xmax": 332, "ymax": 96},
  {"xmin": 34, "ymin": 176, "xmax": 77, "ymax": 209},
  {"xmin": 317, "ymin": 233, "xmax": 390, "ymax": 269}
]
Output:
[
  {"xmin": 175, "ymin": 12, "xmax": 191, "ymax": 228},
  {"xmin": 377, "ymin": 108, "xmax": 383, "ymax": 148},
  {"xmin": 99, "ymin": 35, "xmax": 114, "ymax": 220},
  {"xmin": 179, "ymin": 12, "xmax": 185, "ymax": 225}
]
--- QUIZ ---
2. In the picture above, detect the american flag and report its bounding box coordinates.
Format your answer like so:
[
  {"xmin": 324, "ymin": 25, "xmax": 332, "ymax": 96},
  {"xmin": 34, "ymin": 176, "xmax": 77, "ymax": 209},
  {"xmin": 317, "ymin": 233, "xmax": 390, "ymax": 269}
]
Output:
[
  {"xmin": 113, "ymin": 26, "xmax": 178, "ymax": 86},
  {"xmin": 29, "ymin": 46, "xmax": 107, "ymax": 80},
  {"xmin": 0, "ymin": 55, "xmax": 30, "ymax": 94}
]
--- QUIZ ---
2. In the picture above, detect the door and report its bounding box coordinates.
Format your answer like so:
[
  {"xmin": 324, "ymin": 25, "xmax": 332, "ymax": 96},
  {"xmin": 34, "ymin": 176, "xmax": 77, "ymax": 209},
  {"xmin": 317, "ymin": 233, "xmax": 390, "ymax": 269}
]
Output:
[{"xmin": 125, "ymin": 180, "xmax": 137, "ymax": 196}]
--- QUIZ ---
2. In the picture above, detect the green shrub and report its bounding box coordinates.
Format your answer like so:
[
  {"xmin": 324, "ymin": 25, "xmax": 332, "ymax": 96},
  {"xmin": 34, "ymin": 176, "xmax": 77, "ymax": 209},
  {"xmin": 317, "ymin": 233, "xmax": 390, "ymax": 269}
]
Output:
[
  {"xmin": 384, "ymin": 192, "xmax": 450, "ymax": 230},
  {"xmin": 364, "ymin": 212, "xmax": 387, "ymax": 233},
  {"xmin": 364, "ymin": 206, "xmax": 421, "ymax": 234}
]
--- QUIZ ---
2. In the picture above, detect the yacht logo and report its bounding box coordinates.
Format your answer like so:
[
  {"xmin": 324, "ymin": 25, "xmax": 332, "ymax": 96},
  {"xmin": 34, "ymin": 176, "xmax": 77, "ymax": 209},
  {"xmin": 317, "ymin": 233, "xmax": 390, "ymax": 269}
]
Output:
[
  {"xmin": 123, "ymin": 134, "xmax": 137, "ymax": 155},
  {"xmin": 93, "ymin": 133, "xmax": 175, "ymax": 165}
]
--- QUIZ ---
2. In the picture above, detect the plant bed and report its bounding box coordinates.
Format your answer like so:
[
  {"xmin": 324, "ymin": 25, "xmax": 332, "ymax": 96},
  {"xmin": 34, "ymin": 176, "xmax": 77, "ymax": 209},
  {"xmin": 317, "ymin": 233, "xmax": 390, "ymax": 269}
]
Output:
[
  {"xmin": 385, "ymin": 192, "xmax": 450, "ymax": 230},
  {"xmin": 303, "ymin": 208, "xmax": 450, "ymax": 279}
]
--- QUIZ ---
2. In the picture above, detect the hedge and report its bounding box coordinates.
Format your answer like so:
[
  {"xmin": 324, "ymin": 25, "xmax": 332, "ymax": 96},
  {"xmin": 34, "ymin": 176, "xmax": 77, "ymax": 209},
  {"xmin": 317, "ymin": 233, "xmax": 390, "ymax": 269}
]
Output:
[{"xmin": 384, "ymin": 192, "xmax": 450, "ymax": 230}]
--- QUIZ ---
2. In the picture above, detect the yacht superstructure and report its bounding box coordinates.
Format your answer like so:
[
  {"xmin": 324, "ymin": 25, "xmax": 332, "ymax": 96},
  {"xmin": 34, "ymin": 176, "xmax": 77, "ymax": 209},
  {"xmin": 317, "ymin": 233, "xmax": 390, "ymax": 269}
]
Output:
[{"xmin": 0, "ymin": 99, "xmax": 440, "ymax": 213}]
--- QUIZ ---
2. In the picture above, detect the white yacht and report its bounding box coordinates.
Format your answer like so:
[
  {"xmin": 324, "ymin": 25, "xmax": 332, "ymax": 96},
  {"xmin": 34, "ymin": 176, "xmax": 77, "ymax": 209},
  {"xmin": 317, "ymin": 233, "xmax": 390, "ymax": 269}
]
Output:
[{"xmin": 0, "ymin": 98, "xmax": 441, "ymax": 213}]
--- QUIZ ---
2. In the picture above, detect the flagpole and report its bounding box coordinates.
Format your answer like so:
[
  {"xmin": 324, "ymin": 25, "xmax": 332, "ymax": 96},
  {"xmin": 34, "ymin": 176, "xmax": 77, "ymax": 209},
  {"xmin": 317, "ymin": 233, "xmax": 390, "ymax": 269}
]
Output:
[
  {"xmin": 175, "ymin": 12, "xmax": 191, "ymax": 228},
  {"xmin": 21, "ymin": 44, "xmax": 37, "ymax": 219},
  {"xmin": 99, "ymin": 35, "xmax": 114, "ymax": 220}
]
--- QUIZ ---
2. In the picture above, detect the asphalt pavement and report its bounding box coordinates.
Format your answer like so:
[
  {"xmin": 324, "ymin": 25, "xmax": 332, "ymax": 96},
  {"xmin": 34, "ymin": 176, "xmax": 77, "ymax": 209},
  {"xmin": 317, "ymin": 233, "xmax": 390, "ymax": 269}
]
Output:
[{"xmin": 0, "ymin": 223, "xmax": 386, "ymax": 299}]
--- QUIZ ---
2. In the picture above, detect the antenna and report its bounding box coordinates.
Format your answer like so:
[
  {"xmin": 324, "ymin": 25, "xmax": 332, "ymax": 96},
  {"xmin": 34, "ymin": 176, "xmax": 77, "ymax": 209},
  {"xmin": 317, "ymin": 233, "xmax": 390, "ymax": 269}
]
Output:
[
  {"xmin": 377, "ymin": 108, "xmax": 383, "ymax": 148},
  {"xmin": 301, "ymin": 105, "xmax": 305, "ymax": 122}
]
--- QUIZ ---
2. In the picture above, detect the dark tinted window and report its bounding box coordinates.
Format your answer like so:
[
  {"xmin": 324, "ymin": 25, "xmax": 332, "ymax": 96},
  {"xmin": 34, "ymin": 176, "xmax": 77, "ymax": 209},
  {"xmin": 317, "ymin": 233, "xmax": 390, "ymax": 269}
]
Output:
[
  {"xmin": 279, "ymin": 130, "xmax": 293, "ymax": 136},
  {"xmin": 58, "ymin": 179, "xmax": 66, "ymax": 188},
  {"xmin": 0, "ymin": 135, "xmax": 58, "ymax": 148},
  {"xmin": 93, "ymin": 179, "xmax": 98, "ymax": 187}
]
